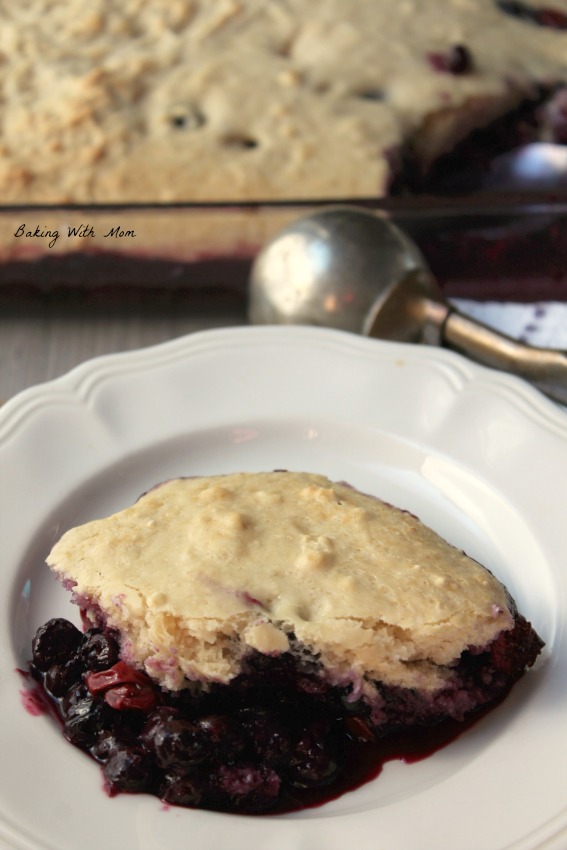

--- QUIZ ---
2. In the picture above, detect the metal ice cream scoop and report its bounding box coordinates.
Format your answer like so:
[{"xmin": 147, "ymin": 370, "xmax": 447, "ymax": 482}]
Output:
[{"xmin": 249, "ymin": 206, "xmax": 567, "ymax": 405}]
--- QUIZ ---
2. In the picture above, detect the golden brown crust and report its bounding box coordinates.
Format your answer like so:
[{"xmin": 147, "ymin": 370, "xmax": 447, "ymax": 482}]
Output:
[
  {"xmin": 47, "ymin": 472, "xmax": 514, "ymax": 693},
  {"xmin": 2, "ymin": 0, "xmax": 567, "ymax": 202}
]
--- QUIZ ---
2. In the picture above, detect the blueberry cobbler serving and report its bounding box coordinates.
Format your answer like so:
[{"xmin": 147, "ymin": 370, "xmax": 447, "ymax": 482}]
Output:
[{"xmin": 29, "ymin": 472, "xmax": 543, "ymax": 814}]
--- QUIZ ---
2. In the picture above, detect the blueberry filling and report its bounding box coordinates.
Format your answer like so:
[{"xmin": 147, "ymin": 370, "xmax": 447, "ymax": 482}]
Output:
[
  {"xmin": 28, "ymin": 615, "xmax": 543, "ymax": 814},
  {"xmin": 392, "ymin": 85, "xmax": 567, "ymax": 194},
  {"xmin": 495, "ymin": 1, "xmax": 567, "ymax": 29},
  {"xmin": 427, "ymin": 44, "xmax": 473, "ymax": 75}
]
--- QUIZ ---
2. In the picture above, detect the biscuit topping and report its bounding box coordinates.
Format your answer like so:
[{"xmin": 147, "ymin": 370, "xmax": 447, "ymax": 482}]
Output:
[
  {"xmin": 47, "ymin": 472, "xmax": 514, "ymax": 692},
  {"xmin": 3, "ymin": 1, "xmax": 567, "ymax": 202}
]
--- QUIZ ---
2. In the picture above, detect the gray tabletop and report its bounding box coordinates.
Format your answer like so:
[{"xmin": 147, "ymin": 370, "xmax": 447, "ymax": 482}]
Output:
[
  {"xmin": 3, "ymin": 294, "xmax": 567, "ymax": 408},
  {"xmin": 0, "ymin": 297, "xmax": 248, "ymax": 404}
]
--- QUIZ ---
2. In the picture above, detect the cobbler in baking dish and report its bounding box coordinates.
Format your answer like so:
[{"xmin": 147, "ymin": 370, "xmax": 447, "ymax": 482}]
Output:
[
  {"xmin": 3, "ymin": 1, "xmax": 567, "ymax": 203},
  {"xmin": 29, "ymin": 472, "xmax": 543, "ymax": 814}
]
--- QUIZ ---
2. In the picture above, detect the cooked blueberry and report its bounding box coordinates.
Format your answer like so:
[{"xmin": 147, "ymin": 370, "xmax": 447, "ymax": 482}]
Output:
[
  {"xmin": 79, "ymin": 630, "xmax": 120, "ymax": 671},
  {"xmin": 161, "ymin": 773, "xmax": 204, "ymax": 807},
  {"xmin": 91, "ymin": 731, "xmax": 130, "ymax": 762},
  {"xmin": 357, "ymin": 87, "xmax": 385, "ymax": 101},
  {"xmin": 495, "ymin": 0, "xmax": 567, "ymax": 28},
  {"xmin": 164, "ymin": 683, "xmax": 208, "ymax": 715},
  {"xmin": 495, "ymin": 0, "xmax": 538, "ymax": 20},
  {"xmin": 44, "ymin": 658, "xmax": 84, "ymax": 698},
  {"xmin": 194, "ymin": 714, "xmax": 246, "ymax": 759},
  {"xmin": 344, "ymin": 715, "xmax": 376, "ymax": 742},
  {"xmin": 495, "ymin": 1, "xmax": 529, "ymax": 19},
  {"xmin": 214, "ymin": 763, "xmax": 281, "ymax": 812},
  {"xmin": 63, "ymin": 695, "xmax": 108, "ymax": 749},
  {"xmin": 288, "ymin": 749, "xmax": 338, "ymax": 788},
  {"xmin": 142, "ymin": 706, "xmax": 183, "ymax": 747},
  {"xmin": 60, "ymin": 681, "xmax": 90, "ymax": 717},
  {"xmin": 103, "ymin": 746, "xmax": 153, "ymax": 793},
  {"xmin": 427, "ymin": 44, "xmax": 473, "ymax": 75},
  {"xmin": 222, "ymin": 134, "xmax": 258, "ymax": 150},
  {"xmin": 144, "ymin": 716, "xmax": 207, "ymax": 772},
  {"xmin": 243, "ymin": 648, "xmax": 295, "ymax": 678},
  {"xmin": 296, "ymin": 673, "xmax": 329, "ymax": 696},
  {"xmin": 31, "ymin": 618, "xmax": 83, "ymax": 672},
  {"xmin": 238, "ymin": 709, "xmax": 291, "ymax": 765},
  {"xmin": 288, "ymin": 725, "xmax": 341, "ymax": 788}
]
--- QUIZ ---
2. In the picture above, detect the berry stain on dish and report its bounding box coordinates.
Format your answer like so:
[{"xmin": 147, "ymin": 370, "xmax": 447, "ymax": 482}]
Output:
[{"xmin": 23, "ymin": 472, "xmax": 544, "ymax": 816}]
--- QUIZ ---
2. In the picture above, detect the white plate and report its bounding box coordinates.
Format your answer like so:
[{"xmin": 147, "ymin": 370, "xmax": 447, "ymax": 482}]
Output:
[{"xmin": 1, "ymin": 325, "xmax": 566, "ymax": 850}]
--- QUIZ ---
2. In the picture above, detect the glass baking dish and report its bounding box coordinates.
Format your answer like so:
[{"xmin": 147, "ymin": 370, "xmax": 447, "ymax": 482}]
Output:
[{"xmin": 0, "ymin": 189, "xmax": 566, "ymax": 308}]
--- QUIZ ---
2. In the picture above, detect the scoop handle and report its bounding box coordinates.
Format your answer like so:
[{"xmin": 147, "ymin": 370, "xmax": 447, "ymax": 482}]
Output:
[{"xmin": 443, "ymin": 310, "xmax": 567, "ymax": 405}]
